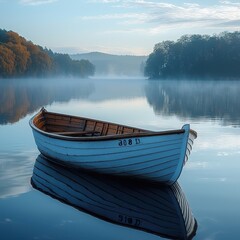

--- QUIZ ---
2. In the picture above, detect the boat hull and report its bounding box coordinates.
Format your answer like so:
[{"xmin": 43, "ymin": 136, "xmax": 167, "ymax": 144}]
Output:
[
  {"xmin": 31, "ymin": 122, "xmax": 194, "ymax": 184},
  {"xmin": 30, "ymin": 108, "xmax": 197, "ymax": 184}
]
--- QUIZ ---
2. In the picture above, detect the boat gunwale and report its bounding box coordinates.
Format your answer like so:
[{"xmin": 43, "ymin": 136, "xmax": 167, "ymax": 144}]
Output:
[{"xmin": 29, "ymin": 109, "xmax": 197, "ymax": 142}]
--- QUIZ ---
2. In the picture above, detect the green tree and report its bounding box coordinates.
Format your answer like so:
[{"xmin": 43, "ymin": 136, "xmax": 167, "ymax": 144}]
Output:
[{"xmin": 145, "ymin": 31, "xmax": 240, "ymax": 79}]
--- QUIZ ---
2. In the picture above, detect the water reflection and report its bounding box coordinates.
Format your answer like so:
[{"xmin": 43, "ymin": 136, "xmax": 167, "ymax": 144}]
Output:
[
  {"xmin": 0, "ymin": 78, "xmax": 94, "ymax": 124},
  {"xmin": 0, "ymin": 151, "xmax": 36, "ymax": 198},
  {"xmin": 1, "ymin": 78, "xmax": 240, "ymax": 126},
  {"xmin": 145, "ymin": 80, "xmax": 240, "ymax": 125},
  {"xmin": 31, "ymin": 155, "xmax": 197, "ymax": 240}
]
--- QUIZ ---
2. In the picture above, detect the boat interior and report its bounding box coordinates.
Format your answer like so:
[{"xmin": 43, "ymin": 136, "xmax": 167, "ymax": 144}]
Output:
[{"xmin": 33, "ymin": 108, "xmax": 147, "ymax": 137}]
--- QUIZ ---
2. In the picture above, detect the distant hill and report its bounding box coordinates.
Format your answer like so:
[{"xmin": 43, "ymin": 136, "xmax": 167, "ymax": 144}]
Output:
[{"xmin": 71, "ymin": 52, "xmax": 147, "ymax": 77}]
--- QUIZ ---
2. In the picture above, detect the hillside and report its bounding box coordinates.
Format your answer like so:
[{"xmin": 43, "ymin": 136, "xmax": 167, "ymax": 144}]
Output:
[
  {"xmin": 71, "ymin": 52, "xmax": 147, "ymax": 77},
  {"xmin": 0, "ymin": 29, "xmax": 95, "ymax": 78}
]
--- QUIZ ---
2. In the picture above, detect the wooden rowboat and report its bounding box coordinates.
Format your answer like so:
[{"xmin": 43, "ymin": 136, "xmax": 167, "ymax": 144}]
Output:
[
  {"xmin": 31, "ymin": 155, "xmax": 197, "ymax": 240},
  {"xmin": 29, "ymin": 108, "xmax": 197, "ymax": 184}
]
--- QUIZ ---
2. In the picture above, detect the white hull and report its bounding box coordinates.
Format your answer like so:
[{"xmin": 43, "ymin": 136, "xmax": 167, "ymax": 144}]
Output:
[
  {"xmin": 32, "ymin": 155, "xmax": 197, "ymax": 240},
  {"xmin": 30, "ymin": 108, "xmax": 197, "ymax": 184},
  {"xmin": 32, "ymin": 124, "xmax": 194, "ymax": 184}
]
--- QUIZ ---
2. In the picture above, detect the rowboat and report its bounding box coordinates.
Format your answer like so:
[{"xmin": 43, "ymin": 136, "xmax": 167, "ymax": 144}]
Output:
[
  {"xmin": 31, "ymin": 155, "xmax": 198, "ymax": 240},
  {"xmin": 29, "ymin": 108, "xmax": 197, "ymax": 184}
]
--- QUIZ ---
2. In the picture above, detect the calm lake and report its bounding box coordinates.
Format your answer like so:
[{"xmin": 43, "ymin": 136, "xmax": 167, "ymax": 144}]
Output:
[{"xmin": 0, "ymin": 77, "xmax": 240, "ymax": 240}]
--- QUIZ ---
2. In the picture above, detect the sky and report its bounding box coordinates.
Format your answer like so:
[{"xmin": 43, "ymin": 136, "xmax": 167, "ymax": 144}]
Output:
[{"xmin": 0, "ymin": 0, "xmax": 240, "ymax": 55}]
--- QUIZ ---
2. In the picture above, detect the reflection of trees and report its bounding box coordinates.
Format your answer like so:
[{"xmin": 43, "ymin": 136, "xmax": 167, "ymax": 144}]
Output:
[
  {"xmin": 145, "ymin": 80, "xmax": 240, "ymax": 124},
  {"xmin": 0, "ymin": 79, "xmax": 94, "ymax": 124}
]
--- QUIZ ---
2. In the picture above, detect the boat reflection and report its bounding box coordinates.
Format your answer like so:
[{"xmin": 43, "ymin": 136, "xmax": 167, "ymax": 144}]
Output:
[{"xmin": 31, "ymin": 155, "xmax": 197, "ymax": 240}]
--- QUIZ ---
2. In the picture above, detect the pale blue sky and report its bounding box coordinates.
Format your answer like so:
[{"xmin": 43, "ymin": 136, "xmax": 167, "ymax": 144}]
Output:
[{"xmin": 1, "ymin": 0, "xmax": 240, "ymax": 55}]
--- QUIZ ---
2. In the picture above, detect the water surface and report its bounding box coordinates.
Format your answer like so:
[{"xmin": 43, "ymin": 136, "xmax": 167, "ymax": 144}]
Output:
[{"xmin": 1, "ymin": 77, "xmax": 240, "ymax": 239}]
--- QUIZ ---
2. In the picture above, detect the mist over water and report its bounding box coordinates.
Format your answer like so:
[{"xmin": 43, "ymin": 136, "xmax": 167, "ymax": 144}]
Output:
[
  {"xmin": 1, "ymin": 77, "xmax": 240, "ymax": 126},
  {"xmin": 71, "ymin": 52, "xmax": 147, "ymax": 77}
]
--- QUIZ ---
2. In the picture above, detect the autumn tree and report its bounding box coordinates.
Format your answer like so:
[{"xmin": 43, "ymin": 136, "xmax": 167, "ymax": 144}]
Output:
[
  {"xmin": 0, "ymin": 45, "xmax": 15, "ymax": 77},
  {"xmin": 0, "ymin": 29, "xmax": 95, "ymax": 78},
  {"xmin": 26, "ymin": 43, "xmax": 53, "ymax": 76},
  {"xmin": 6, "ymin": 42, "xmax": 30, "ymax": 75}
]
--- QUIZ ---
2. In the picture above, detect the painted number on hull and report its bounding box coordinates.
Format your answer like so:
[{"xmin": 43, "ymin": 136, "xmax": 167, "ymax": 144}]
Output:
[
  {"xmin": 118, "ymin": 138, "xmax": 140, "ymax": 146},
  {"xmin": 118, "ymin": 214, "xmax": 141, "ymax": 226}
]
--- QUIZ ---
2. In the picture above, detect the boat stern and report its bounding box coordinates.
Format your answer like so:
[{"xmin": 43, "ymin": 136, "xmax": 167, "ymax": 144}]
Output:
[{"xmin": 167, "ymin": 124, "xmax": 193, "ymax": 185}]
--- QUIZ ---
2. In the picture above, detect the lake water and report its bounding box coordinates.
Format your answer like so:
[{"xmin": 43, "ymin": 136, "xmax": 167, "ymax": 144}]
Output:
[{"xmin": 0, "ymin": 77, "xmax": 240, "ymax": 240}]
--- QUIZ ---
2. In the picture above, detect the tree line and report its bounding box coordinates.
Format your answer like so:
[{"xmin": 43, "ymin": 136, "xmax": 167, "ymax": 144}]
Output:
[
  {"xmin": 144, "ymin": 31, "xmax": 240, "ymax": 79},
  {"xmin": 0, "ymin": 29, "xmax": 95, "ymax": 78}
]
